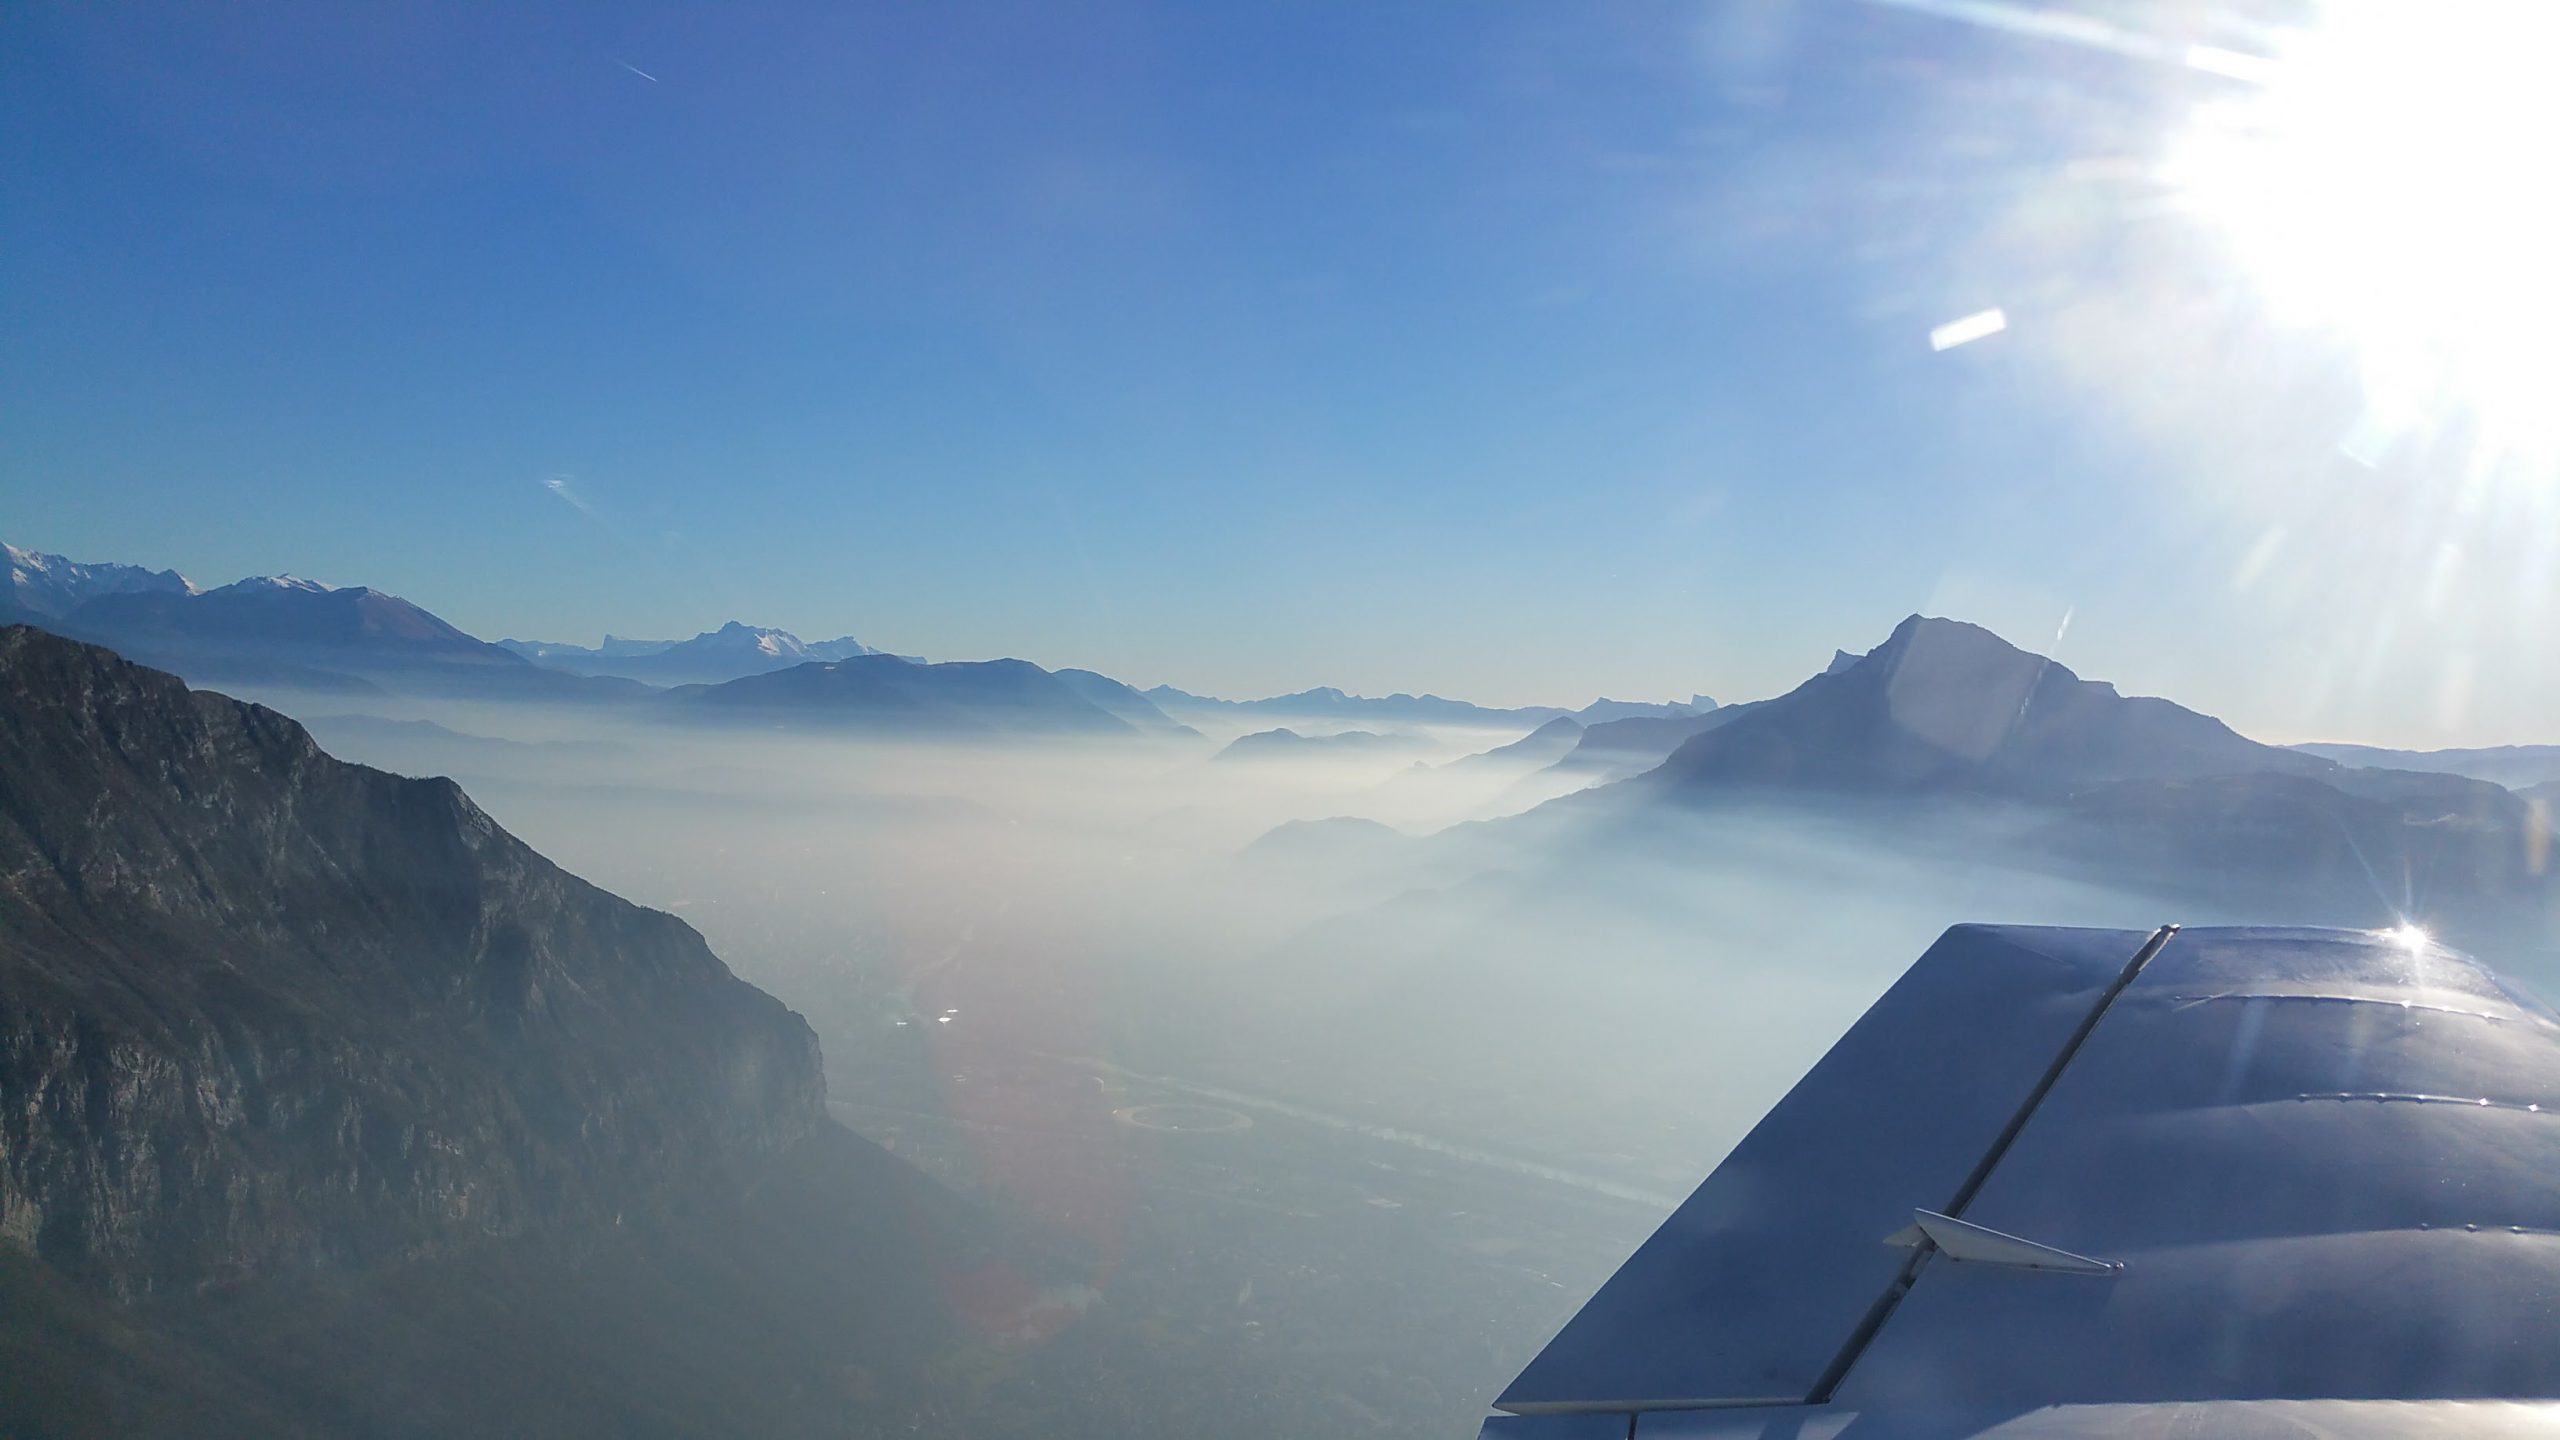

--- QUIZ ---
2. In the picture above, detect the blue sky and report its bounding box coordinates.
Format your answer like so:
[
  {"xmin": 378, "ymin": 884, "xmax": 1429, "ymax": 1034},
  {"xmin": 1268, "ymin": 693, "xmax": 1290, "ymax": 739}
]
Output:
[{"xmin": 5, "ymin": 1, "xmax": 2551, "ymax": 745}]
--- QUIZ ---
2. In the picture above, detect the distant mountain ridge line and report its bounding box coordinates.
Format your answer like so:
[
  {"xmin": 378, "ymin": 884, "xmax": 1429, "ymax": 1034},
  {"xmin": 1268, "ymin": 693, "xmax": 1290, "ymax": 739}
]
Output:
[
  {"xmin": 655, "ymin": 651, "xmax": 1184, "ymax": 738},
  {"xmin": 3, "ymin": 540, "xmax": 198, "ymax": 620},
  {"xmin": 1382, "ymin": 613, "xmax": 2560, "ymax": 959},
  {"xmin": 496, "ymin": 620, "xmax": 909, "ymax": 686},
  {"xmin": 43, "ymin": 540, "xmax": 2548, "ymax": 765},
  {"xmin": 2289, "ymin": 741, "xmax": 2560, "ymax": 792},
  {"xmin": 11, "ymin": 541, "xmax": 1685, "ymax": 720},
  {"xmin": 1142, "ymin": 682, "xmax": 1715, "ymax": 730}
]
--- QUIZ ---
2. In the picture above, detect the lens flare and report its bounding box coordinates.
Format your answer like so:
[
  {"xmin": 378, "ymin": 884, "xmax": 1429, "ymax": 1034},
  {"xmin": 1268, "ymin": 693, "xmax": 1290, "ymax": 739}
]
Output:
[{"xmin": 2164, "ymin": 3, "xmax": 2560, "ymax": 480}]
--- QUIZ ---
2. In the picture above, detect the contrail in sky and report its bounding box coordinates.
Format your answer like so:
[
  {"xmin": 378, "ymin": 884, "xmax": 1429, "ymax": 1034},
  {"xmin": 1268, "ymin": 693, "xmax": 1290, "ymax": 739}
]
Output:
[{"xmin": 615, "ymin": 59, "xmax": 660, "ymax": 83}]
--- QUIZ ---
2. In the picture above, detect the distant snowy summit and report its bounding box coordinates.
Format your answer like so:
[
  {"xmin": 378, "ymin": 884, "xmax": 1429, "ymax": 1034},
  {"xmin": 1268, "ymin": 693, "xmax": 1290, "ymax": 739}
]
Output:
[
  {"xmin": 222, "ymin": 573, "xmax": 339, "ymax": 595},
  {"xmin": 499, "ymin": 620, "xmax": 902, "ymax": 685},
  {"xmin": 3, "ymin": 541, "xmax": 197, "ymax": 621},
  {"xmin": 4, "ymin": 539, "xmax": 630, "ymax": 699}
]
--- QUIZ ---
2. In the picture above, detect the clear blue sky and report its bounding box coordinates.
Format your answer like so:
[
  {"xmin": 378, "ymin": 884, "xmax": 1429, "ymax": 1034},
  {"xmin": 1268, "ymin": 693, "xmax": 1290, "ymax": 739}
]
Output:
[{"xmin": 4, "ymin": 1, "xmax": 2551, "ymax": 746}]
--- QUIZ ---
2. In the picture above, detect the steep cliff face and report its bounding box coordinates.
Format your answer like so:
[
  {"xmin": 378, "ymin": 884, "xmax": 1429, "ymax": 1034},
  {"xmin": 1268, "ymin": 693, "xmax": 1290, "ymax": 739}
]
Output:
[{"xmin": 0, "ymin": 623, "xmax": 825, "ymax": 1295}]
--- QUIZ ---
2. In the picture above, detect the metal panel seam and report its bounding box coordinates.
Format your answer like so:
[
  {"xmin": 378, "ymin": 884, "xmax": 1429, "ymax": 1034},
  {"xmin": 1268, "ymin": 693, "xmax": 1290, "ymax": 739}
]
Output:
[{"xmin": 1800, "ymin": 922, "xmax": 2182, "ymax": 1404}]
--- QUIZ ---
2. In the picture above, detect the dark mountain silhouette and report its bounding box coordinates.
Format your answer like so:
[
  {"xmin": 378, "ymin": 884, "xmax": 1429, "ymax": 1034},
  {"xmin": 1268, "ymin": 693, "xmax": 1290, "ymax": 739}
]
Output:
[
  {"xmin": 77, "ymin": 574, "xmax": 483, "ymax": 651},
  {"xmin": 3, "ymin": 543, "xmax": 195, "ymax": 622},
  {"xmin": 1145, "ymin": 685, "xmax": 1718, "ymax": 732},
  {"xmin": 55, "ymin": 576, "xmax": 639, "ymax": 701},
  {"xmin": 1548, "ymin": 707, "xmax": 1748, "ymax": 782},
  {"xmin": 1212, "ymin": 727, "xmax": 1415, "ymax": 762},
  {"xmin": 2292, "ymin": 741, "xmax": 2560, "ymax": 792},
  {"xmin": 661, "ymin": 653, "xmax": 1141, "ymax": 736},
  {"xmin": 1052, "ymin": 668, "xmax": 1199, "ymax": 736},
  {"xmin": 1569, "ymin": 698, "xmax": 1711, "ymax": 725},
  {"xmin": 1524, "ymin": 615, "xmax": 2560, "ymax": 950},
  {"xmin": 1444, "ymin": 716, "xmax": 1585, "ymax": 772},
  {"xmin": 1649, "ymin": 615, "xmax": 2333, "ymax": 797},
  {"xmin": 0, "ymin": 627, "xmax": 1004, "ymax": 1437},
  {"xmin": 1147, "ymin": 684, "xmax": 1569, "ymax": 728},
  {"xmin": 2036, "ymin": 766, "xmax": 2556, "ymax": 935}
]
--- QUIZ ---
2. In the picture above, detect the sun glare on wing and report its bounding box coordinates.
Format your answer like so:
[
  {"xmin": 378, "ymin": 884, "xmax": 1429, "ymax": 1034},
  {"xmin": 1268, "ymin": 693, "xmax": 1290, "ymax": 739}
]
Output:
[{"xmin": 2164, "ymin": 2, "xmax": 2560, "ymax": 478}]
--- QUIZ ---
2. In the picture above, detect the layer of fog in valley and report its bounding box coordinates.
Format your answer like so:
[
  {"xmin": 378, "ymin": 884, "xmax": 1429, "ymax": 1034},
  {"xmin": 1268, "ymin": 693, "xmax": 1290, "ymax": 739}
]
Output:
[{"xmin": 249, "ymin": 663, "xmax": 2559, "ymax": 1439}]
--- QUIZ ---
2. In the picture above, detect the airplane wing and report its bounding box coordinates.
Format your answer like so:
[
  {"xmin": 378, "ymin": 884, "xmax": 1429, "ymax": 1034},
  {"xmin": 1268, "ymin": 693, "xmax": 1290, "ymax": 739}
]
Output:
[{"xmin": 1484, "ymin": 924, "xmax": 2560, "ymax": 1438}]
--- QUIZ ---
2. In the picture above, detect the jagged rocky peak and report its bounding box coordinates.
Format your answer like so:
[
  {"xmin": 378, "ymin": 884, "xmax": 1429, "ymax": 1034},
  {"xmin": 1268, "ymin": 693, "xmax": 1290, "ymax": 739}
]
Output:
[{"xmin": 0, "ymin": 624, "xmax": 826, "ymax": 1297}]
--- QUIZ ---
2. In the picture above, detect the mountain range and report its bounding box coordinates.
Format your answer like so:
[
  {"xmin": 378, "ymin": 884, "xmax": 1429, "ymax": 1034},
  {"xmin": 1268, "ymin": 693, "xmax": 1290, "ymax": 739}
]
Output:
[
  {"xmin": 500, "ymin": 622, "xmax": 899, "ymax": 686},
  {"xmin": 10, "ymin": 538, "xmax": 1196, "ymax": 740},
  {"xmin": 1274, "ymin": 615, "xmax": 2557, "ymax": 959},
  {"xmin": 1212, "ymin": 727, "xmax": 1417, "ymax": 763},
  {"xmin": 1416, "ymin": 622, "xmax": 2560, "ymax": 825},
  {"xmin": 1590, "ymin": 616, "xmax": 2560, "ymax": 945},
  {"xmin": 1648, "ymin": 614, "xmax": 2335, "ymax": 797},
  {"xmin": 2, "ymin": 541, "xmax": 197, "ymax": 621},
  {"xmin": 2291, "ymin": 741, "xmax": 2560, "ymax": 792},
  {"xmin": 1248, "ymin": 616, "xmax": 2560, "ymax": 1089},
  {"xmin": 1144, "ymin": 684, "xmax": 1711, "ymax": 731},
  {"xmin": 1545, "ymin": 707, "xmax": 1749, "ymax": 783},
  {"xmin": 1441, "ymin": 715, "xmax": 1589, "ymax": 772},
  {"xmin": 658, "ymin": 652, "xmax": 1183, "ymax": 737},
  {"xmin": 0, "ymin": 625, "xmax": 1008, "ymax": 1436},
  {"xmin": 16, "ymin": 555, "xmax": 633, "ymax": 700},
  {"xmin": 1053, "ymin": 668, "xmax": 1203, "ymax": 736},
  {"xmin": 13, "ymin": 544, "xmax": 1688, "ymax": 733}
]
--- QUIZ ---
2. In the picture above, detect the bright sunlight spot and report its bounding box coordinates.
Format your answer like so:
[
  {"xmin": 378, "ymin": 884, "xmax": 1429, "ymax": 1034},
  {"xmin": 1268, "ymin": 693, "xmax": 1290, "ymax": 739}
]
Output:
[
  {"xmin": 1929, "ymin": 308, "xmax": 2008, "ymax": 352},
  {"xmin": 2165, "ymin": 2, "xmax": 2560, "ymax": 476}
]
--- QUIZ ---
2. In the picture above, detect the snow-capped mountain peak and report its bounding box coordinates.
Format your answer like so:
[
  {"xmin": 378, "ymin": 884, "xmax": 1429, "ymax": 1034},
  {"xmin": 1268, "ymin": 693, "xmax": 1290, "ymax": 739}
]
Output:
[
  {"xmin": 703, "ymin": 621, "xmax": 807, "ymax": 659},
  {"xmin": 503, "ymin": 621, "xmax": 888, "ymax": 684},
  {"xmin": 221, "ymin": 574, "xmax": 341, "ymax": 595},
  {"xmin": 4, "ymin": 541, "xmax": 200, "ymax": 620}
]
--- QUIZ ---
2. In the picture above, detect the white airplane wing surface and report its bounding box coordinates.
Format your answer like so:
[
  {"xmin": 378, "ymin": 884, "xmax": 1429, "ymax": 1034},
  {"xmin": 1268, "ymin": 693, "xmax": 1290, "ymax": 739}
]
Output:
[{"xmin": 1484, "ymin": 924, "xmax": 2560, "ymax": 1438}]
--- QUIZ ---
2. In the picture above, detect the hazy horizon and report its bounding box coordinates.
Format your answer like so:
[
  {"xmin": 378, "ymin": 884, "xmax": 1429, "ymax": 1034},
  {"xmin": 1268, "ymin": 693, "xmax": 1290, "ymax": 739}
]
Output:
[
  {"xmin": 10, "ymin": 532, "xmax": 2553, "ymax": 751},
  {"xmin": 11, "ymin": 3, "xmax": 2560, "ymax": 748},
  {"xmin": 14, "ymin": 5, "xmax": 2560, "ymax": 1436}
]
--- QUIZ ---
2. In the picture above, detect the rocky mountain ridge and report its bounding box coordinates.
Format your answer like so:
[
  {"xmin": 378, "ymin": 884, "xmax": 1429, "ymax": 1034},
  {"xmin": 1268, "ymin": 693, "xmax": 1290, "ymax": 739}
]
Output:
[
  {"xmin": 0, "ymin": 625, "xmax": 997, "ymax": 1436},
  {"xmin": 0, "ymin": 625, "xmax": 825, "ymax": 1296}
]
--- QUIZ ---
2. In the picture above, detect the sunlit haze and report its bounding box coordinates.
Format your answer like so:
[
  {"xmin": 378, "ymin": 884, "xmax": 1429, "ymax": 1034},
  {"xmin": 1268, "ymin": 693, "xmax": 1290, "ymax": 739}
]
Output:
[
  {"xmin": 9, "ymin": 9, "xmax": 2560, "ymax": 1437},
  {"xmin": 0, "ymin": 5, "xmax": 2549, "ymax": 737},
  {"xmin": 5, "ymin": 2, "xmax": 2556, "ymax": 742}
]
